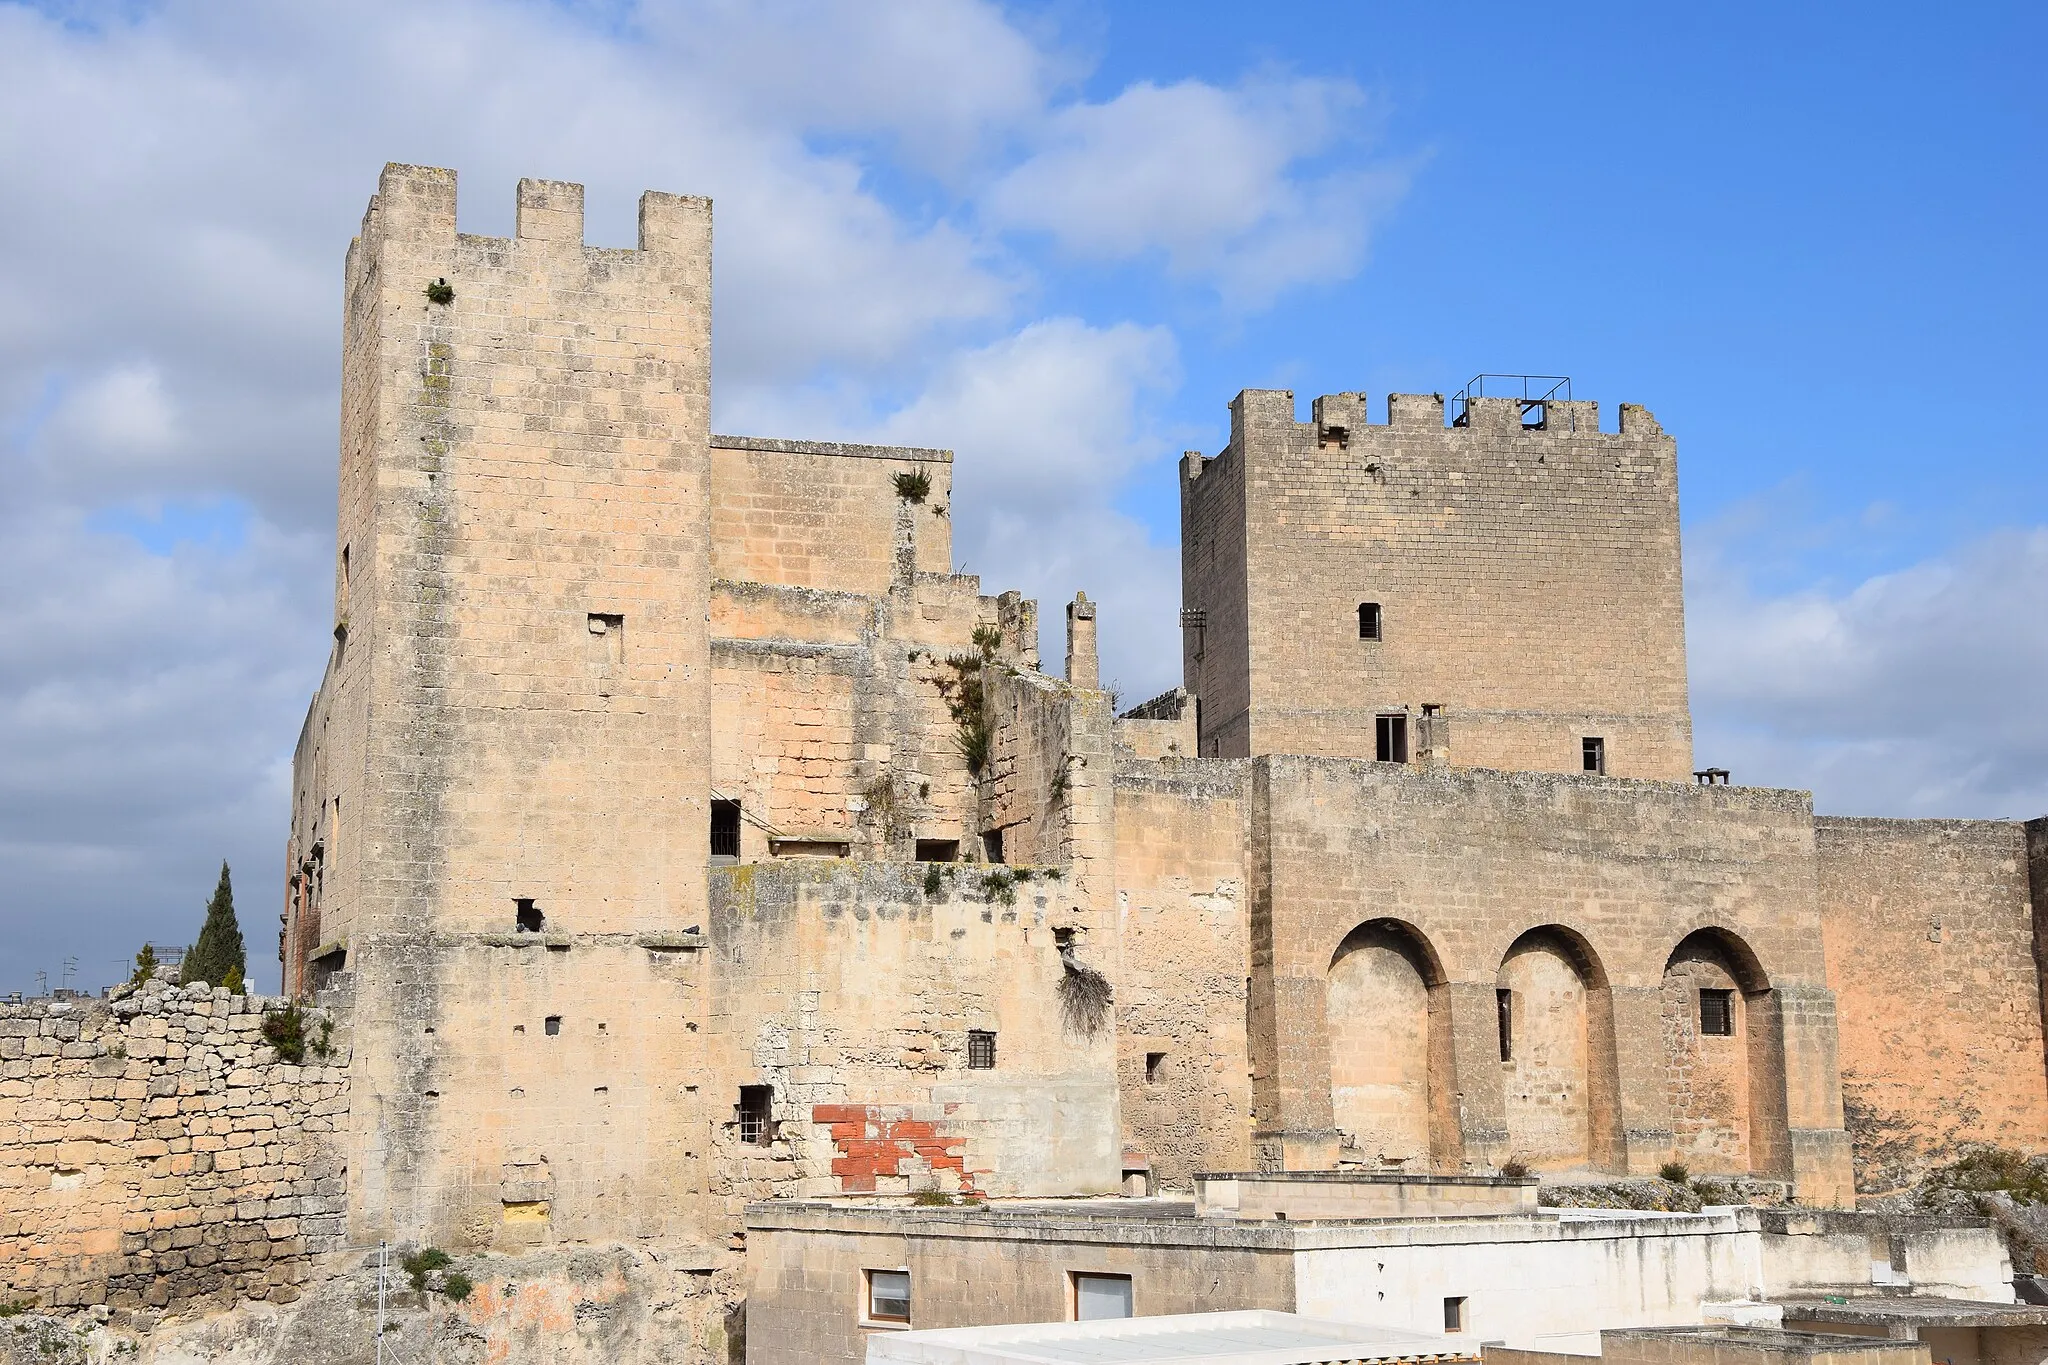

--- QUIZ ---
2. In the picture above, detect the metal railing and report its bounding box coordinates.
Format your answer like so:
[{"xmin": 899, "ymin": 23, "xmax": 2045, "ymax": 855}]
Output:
[{"xmin": 1451, "ymin": 374, "xmax": 1573, "ymax": 430}]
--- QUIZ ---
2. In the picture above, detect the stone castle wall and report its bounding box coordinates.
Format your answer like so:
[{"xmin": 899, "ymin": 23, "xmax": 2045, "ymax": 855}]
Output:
[
  {"xmin": 0, "ymin": 982, "xmax": 347, "ymax": 1320},
  {"xmin": 1182, "ymin": 390, "xmax": 1692, "ymax": 779},
  {"xmin": 1815, "ymin": 817, "xmax": 2048, "ymax": 1192},
  {"xmin": 1245, "ymin": 755, "xmax": 1852, "ymax": 1201}
]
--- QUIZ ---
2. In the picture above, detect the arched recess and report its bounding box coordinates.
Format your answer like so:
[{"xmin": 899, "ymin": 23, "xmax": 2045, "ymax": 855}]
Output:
[
  {"xmin": 1496, "ymin": 926, "xmax": 1622, "ymax": 1172},
  {"xmin": 1327, "ymin": 920, "xmax": 1453, "ymax": 1170},
  {"xmin": 1662, "ymin": 927, "xmax": 1788, "ymax": 1178}
]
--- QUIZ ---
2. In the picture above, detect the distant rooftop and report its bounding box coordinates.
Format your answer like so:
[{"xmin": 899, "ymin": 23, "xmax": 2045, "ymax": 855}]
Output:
[{"xmin": 865, "ymin": 1309, "xmax": 1478, "ymax": 1365}]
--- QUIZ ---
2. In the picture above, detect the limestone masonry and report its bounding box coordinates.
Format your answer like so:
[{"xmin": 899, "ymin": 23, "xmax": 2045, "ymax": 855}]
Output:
[{"xmin": 7, "ymin": 163, "xmax": 2046, "ymax": 1363}]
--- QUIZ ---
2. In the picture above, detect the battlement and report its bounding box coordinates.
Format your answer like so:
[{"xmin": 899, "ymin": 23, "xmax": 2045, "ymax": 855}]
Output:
[
  {"xmin": 1187, "ymin": 388, "xmax": 1662, "ymax": 480},
  {"xmin": 356, "ymin": 162, "xmax": 711, "ymax": 257}
]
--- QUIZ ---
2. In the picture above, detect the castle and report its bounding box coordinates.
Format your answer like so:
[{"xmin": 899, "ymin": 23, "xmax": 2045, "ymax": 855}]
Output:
[{"xmin": 6, "ymin": 164, "xmax": 2046, "ymax": 1364}]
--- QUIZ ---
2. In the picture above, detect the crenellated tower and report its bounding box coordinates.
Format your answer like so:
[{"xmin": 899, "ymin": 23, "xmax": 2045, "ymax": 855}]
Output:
[{"xmin": 1180, "ymin": 387, "xmax": 1693, "ymax": 780}]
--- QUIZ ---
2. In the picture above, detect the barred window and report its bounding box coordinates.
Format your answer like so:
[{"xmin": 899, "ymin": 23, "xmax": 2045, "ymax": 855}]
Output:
[{"xmin": 967, "ymin": 1030, "xmax": 996, "ymax": 1070}]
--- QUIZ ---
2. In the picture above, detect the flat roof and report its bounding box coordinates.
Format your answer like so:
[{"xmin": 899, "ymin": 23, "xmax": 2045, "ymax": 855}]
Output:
[
  {"xmin": 865, "ymin": 1309, "xmax": 1478, "ymax": 1364},
  {"xmin": 1776, "ymin": 1297, "xmax": 2048, "ymax": 1328}
]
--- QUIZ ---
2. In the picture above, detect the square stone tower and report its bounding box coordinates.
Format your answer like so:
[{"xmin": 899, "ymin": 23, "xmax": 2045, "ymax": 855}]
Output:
[
  {"xmin": 292, "ymin": 164, "xmax": 715, "ymax": 1246},
  {"xmin": 1180, "ymin": 389, "xmax": 1694, "ymax": 780}
]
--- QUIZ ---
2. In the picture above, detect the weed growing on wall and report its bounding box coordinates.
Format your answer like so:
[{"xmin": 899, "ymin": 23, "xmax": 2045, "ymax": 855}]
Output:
[
  {"xmin": 937, "ymin": 625, "xmax": 1003, "ymax": 775},
  {"xmin": 892, "ymin": 469, "xmax": 931, "ymax": 503},
  {"xmin": 260, "ymin": 1004, "xmax": 333, "ymax": 1064}
]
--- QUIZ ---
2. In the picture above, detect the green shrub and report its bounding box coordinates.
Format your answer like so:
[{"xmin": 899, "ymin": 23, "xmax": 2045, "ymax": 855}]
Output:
[
  {"xmin": 402, "ymin": 1247, "xmax": 452, "ymax": 1292},
  {"xmin": 0, "ymin": 1298, "xmax": 34, "ymax": 1317},
  {"xmin": 424, "ymin": 278, "xmax": 455, "ymax": 305},
  {"xmin": 1500, "ymin": 1157, "xmax": 1529, "ymax": 1178},
  {"xmin": 441, "ymin": 1271, "xmax": 474, "ymax": 1302},
  {"xmin": 892, "ymin": 469, "xmax": 931, "ymax": 503},
  {"xmin": 261, "ymin": 1005, "xmax": 311, "ymax": 1063},
  {"xmin": 910, "ymin": 1189, "xmax": 953, "ymax": 1206},
  {"xmin": 922, "ymin": 863, "xmax": 943, "ymax": 898},
  {"xmin": 1659, "ymin": 1161, "xmax": 1690, "ymax": 1184}
]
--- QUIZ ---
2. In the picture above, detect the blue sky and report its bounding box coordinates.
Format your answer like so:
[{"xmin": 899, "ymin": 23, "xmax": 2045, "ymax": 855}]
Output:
[{"xmin": 0, "ymin": 0, "xmax": 2042, "ymax": 995}]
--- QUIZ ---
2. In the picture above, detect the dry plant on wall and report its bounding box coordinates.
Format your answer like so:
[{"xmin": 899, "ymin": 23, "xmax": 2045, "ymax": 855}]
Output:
[{"xmin": 1054, "ymin": 929, "xmax": 1112, "ymax": 1038}]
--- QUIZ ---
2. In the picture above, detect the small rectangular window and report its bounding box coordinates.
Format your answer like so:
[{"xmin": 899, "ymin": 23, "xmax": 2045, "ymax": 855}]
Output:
[
  {"xmin": 866, "ymin": 1269, "xmax": 911, "ymax": 1325},
  {"xmin": 1376, "ymin": 714, "xmax": 1408, "ymax": 764},
  {"xmin": 1145, "ymin": 1051, "xmax": 1167, "ymax": 1084},
  {"xmin": 1700, "ymin": 989, "xmax": 1735, "ymax": 1037},
  {"xmin": 1496, "ymin": 988, "xmax": 1514, "ymax": 1062},
  {"xmin": 544, "ymin": 1015, "xmax": 562, "ymax": 1036},
  {"xmin": 1582, "ymin": 736, "xmax": 1606, "ymax": 775},
  {"xmin": 967, "ymin": 1030, "xmax": 996, "ymax": 1070},
  {"xmin": 1358, "ymin": 602, "xmax": 1382, "ymax": 641},
  {"xmin": 982, "ymin": 828, "xmax": 1005, "ymax": 864},
  {"xmin": 1073, "ymin": 1273, "xmax": 1133, "ymax": 1321},
  {"xmin": 737, "ymin": 1085, "xmax": 774, "ymax": 1145},
  {"xmin": 711, "ymin": 800, "xmax": 741, "ymax": 861},
  {"xmin": 514, "ymin": 898, "xmax": 545, "ymax": 933},
  {"xmin": 915, "ymin": 839, "xmax": 959, "ymax": 863},
  {"xmin": 1444, "ymin": 1296, "xmax": 1467, "ymax": 1332}
]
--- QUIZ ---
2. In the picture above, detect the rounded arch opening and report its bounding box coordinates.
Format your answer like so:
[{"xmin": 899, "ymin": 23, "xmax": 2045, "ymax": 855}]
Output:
[
  {"xmin": 1660, "ymin": 925, "xmax": 1786, "ymax": 1178},
  {"xmin": 1496, "ymin": 925, "xmax": 1621, "ymax": 1172},
  {"xmin": 1327, "ymin": 919, "xmax": 1452, "ymax": 1170}
]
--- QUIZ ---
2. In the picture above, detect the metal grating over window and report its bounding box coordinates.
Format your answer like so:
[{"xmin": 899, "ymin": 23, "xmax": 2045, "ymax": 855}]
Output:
[
  {"xmin": 967, "ymin": 1030, "xmax": 997, "ymax": 1070},
  {"xmin": 711, "ymin": 800, "xmax": 741, "ymax": 859},
  {"xmin": 1358, "ymin": 602, "xmax": 1382, "ymax": 640},
  {"xmin": 1699, "ymin": 988, "xmax": 1735, "ymax": 1037},
  {"xmin": 737, "ymin": 1084, "xmax": 773, "ymax": 1145}
]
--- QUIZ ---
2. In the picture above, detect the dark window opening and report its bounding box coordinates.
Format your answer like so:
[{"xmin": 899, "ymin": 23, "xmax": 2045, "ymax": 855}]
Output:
[
  {"xmin": 982, "ymin": 828, "xmax": 1005, "ymax": 864},
  {"xmin": 1073, "ymin": 1273, "xmax": 1133, "ymax": 1321},
  {"xmin": 915, "ymin": 839, "xmax": 960, "ymax": 863},
  {"xmin": 1700, "ymin": 989, "xmax": 1735, "ymax": 1037},
  {"xmin": 1444, "ymin": 1297, "xmax": 1468, "ymax": 1333},
  {"xmin": 1496, "ymin": 988, "xmax": 1514, "ymax": 1062},
  {"xmin": 1145, "ymin": 1051, "xmax": 1167, "ymax": 1084},
  {"xmin": 1358, "ymin": 602, "xmax": 1382, "ymax": 641},
  {"xmin": 737, "ymin": 1084, "xmax": 774, "ymax": 1145},
  {"xmin": 711, "ymin": 800, "xmax": 741, "ymax": 861},
  {"xmin": 514, "ymin": 898, "xmax": 544, "ymax": 933},
  {"xmin": 543, "ymin": 1015, "xmax": 562, "ymax": 1036},
  {"xmin": 1376, "ymin": 714, "xmax": 1408, "ymax": 764},
  {"xmin": 1583, "ymin": 736, "xmax": 1606, "ymax": 775},
  {"xmin": 967, "ymin": 1030, "xmax": 996, "ymax": 1070},
  {"xmin": 866, "ymin": 1269, "xmax": 911, "ymax": 1325}
]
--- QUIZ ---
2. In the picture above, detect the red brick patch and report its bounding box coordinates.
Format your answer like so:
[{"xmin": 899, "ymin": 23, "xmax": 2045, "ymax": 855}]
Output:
[{"xmin": 811, "ymin": 1103, "xmax": 982, "ymax": 1195}]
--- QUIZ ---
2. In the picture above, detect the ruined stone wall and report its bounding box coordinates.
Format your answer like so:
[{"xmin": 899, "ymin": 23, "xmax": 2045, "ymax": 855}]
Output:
[
  {"xmin": 1246, "ymin": 756, "xmax": 1852, "ymax": 1202},
  {"xmin": 303, "ymin": 165, "xmax": 717, "ymax": 1254},
  {"xmin": 1111, "ymin": 758, "xmax": 1255, "ymax": 1188},
  {"xmin": 0, "ymin": 983, "xmax": 346, "ymax": 1320},
  {"xmin": 1815, "ymin": 817, "xmax": 2048, "ymax": 1194},
  {"xmin": 709, "ymin": 575, "xmax": 989, "ymax": 860},
  {"xmin": 705, "ymin": 861, "xmax": 1121, "ymax": 1204},
  {"xmin": 1181, "ymin": 391, "xmax": 1693, "ymax": 779},
  {"xmin": 709, "ymin": 438, "xmax": 952, "ymax": 590}
]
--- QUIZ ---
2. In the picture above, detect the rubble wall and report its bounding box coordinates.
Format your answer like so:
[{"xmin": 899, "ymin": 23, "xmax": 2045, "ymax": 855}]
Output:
[{"xmin": 0, "ymin": 983, "xmax": 347, "ymax": 1320}]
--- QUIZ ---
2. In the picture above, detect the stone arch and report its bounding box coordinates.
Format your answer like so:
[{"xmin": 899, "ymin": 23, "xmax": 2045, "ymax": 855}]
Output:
[
  {"xmin": 1327, "ymin": 919, "xmax": 1453, "ymax": 1170},
  {"xmin": 1662, "ymin": 927, "xmax": 1787, "ymax": 1178},
  {"xmin": 1495, "ymin": 926, "xmax": 1621, "ymax": 1171}
]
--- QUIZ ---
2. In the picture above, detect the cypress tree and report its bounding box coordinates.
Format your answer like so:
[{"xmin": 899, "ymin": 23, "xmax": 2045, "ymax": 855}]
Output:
[{"xmin": 180, "ymin": 862, "xmax": 247, "ymax": 988}]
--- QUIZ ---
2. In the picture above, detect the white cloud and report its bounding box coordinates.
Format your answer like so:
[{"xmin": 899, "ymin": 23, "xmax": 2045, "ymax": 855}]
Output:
[
  {"xmin": 0, "ymin": 0, "xmax": 1411, "ymax": 993},
  {"xmin": 1687, "ymin": 523, "xmax": 2048, "ymax": 818},
  {"xmin": 982, "ymin": 76, "xmax": 1409, "ymax": 302}
]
